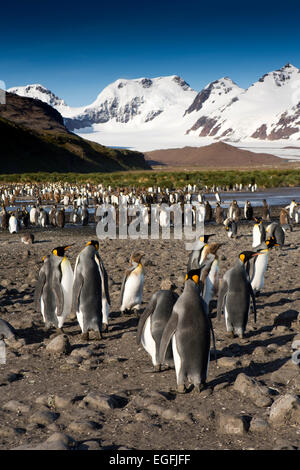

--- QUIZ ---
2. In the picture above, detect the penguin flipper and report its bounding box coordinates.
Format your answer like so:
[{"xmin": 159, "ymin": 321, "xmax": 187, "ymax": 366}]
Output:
[
  {"xmin": 97, "ymin": 254, "xmax": 110, "ymax": 305},
  {"xmin": 53, "ymin": 274, "xmax": 64, "ymax": 316},
  {"xmin": 249, "ymin": 282, "xmax": 257, "ymax": 323},
  {"xmin": 71, "ymin": 273, "xmax": 84, "ymax": 315},
  {"xmin": 216, "ymin": 280, "xmax": 228, "ymax": 321},
  {"xmin": 158, "ymin": 312, "xmax": 178, "ymax": 365},
  {"xmin": 34, "ymin": 270, "xmax": 46, "ymax": 313},
  {"xmin": 136, "ymin": 292, "xmax": 157, "ymax": 345}
]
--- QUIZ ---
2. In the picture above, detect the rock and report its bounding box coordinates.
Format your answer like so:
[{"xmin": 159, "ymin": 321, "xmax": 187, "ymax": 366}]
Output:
[
  {"xmin": 271, "ymin": 360, "xmax": 300, "ymax": 385},
  {"xmin": 249, "ymin": 417, "xmax": 269, "ymax": 433},
  {"xmin": 218, "ymin": 356, "xmax": 242, "ymax": 368},
  {"xmin": 70, "ymin": 347, "xmax": 93, "ymax": 359},
  {"xmin": 54, "ymin": 395, "xmax": 74, "ymax": 409},
  {"xmin": 218, "ymin": 412, "xmax": 248, "ymax": 435},
  {"xmin": 66, "ymin": 355, "xmax": 83, "ymax": 365},
  {"xmin": 46, "ymin": 335, "xmax": 71, "ymax": 355},
  {"xmin": 0, "ymin": 425, "xmax": 20, "ymax": 438},
  {"xmin": 28, "ymin": 409, "xmax": 59, "ymax": 426},
  {"xmin": 233, "ymin": 373, "xmax": 273, "ymax": 407},
  {"xmin": 82, "ymin": 392, "xmax": 119, "ymax": 411},
  {"xmin": 269, "ymin": 394, "xmax": 300, "ymax": 426},
  {"xmin": 77, "ymin": 440, "xmax": 101, "ymax": 450},
  {"xmin": 2, "ymin": 400, "xmax": 31, "ymax": 414},
  {"xmin": 67, "ymin": 420, "xmax": 101, "ymax": 434}
]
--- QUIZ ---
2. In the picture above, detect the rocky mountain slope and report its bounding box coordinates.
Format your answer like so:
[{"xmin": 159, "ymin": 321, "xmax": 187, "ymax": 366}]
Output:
[{"xmin": 0, "ymin": 92, "xmax": 150, "ymax": 173}]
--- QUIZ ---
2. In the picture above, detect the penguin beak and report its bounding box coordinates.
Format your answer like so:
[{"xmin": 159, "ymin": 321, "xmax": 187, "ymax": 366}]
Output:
[{"xmin": 63, "ymin": 244, "xmax": 74, "ymax": 251}]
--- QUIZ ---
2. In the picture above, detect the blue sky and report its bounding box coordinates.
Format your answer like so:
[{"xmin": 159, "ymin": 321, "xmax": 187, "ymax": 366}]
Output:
[{"xmin": 1, "ymin": 0, "xmax": 300, "ymax": 106}]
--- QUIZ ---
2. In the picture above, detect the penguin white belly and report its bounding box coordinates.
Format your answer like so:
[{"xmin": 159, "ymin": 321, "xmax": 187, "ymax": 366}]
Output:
[
  {"xmin": 121, "ymin": 273, "xmax": 144, "ymax": 310},
  {"xmin": 9, "ymin": 218, "xmax": 18, "ymax": 233},
  {"xmin": 203, "ymin": 260, "xmax": 219, "ymax": 307},
  {"xmin": 252, "ymin": 225, "xmax": 261, "ymax": 247},
  {"xmin": 41, "ymin": 298, "xmax": 46, "ymax": 323},
  {"xmin": 251, "ymin": 253, "xmax": 268, "ymax": 291},
  {"xmin": 76, "ymin": 309, "xmax": 84, "ymax": 332},
  {"xmin": 60, "ymin": 258, "xmax": 74, "ymax": 317},
  {"xmin": 224, "ymin": 304, "xmax": 231, "ymax": 331},
  {"xmin": 102, "ymin": 298, "xmax": 110, "ymax": 325},
  {"xmin": 141, "ymin": 316, "xmax": 157, "ymax": 366},
  {"xmin": 172, "ymin": 334, "xmax": 181, "ymax": 383}
]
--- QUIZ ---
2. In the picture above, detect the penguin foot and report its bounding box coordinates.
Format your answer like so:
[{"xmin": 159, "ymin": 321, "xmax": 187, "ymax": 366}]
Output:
[
  {"xmin": 56, "ymin": 328, "xmax": 64, "ymax": 335},
  {"xmin": 102, "ymin": 323, "xmax": 108, "ymax": 333},
  {"xmin": 97, "ymin": 330, "xmax": 103, "ymax": 340},
  {"xmin": 177, "ymin": 384, "xmax": 187, "ymax": 394},
  {"xmin": 81, "ymin": 332, "xmax": 89, "ymax": 341},
  {"xmin": 226, "ymin": 331, "xmax": 235, "ymax": 338},
  {"xmin": 193, "ymin": 383, "xmax": 206, "ymax": 393}
]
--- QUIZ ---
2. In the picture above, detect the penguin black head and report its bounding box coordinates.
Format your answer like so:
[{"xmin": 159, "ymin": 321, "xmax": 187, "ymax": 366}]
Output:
[
  {"xmin": 86, "ymin": 240, "xmax": 99, "ymax": 250},
  {"xmin": 239, "ymin": 251, "xmax": 260, "ymax": 264},
  {"xmin": 199, "ymin": 234, "xmax": 214, "ymax": 243},
  {"xmin": 185, "ymin": 268, "xmax": 201, "ymax": 285},
  {"xmin": 265, "ymin": 236, "xmax": 280, "ymax": 250},
  {"xmin": 52, "ymin": 245, "xmax": 73, "ymax": 257},
  {"xmin": 253, "ymin": 216, "xmax": 262, "ymax": 224}
]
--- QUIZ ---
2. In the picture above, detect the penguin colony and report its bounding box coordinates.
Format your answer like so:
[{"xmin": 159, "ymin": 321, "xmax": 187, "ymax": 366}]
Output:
[{"xmin": 1, "ymin": 186, "xmax": 299, "ymax": 395}]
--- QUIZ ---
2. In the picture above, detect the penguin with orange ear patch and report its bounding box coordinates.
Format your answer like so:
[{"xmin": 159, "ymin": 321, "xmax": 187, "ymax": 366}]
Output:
[
  {"xmin": 71, "ymin": 240, "xmax": 109, "ymax": 340},
  {"xmin": 159, "ymin": 255, "xmax": 216, "ymax": 394},
  {"xmin": 34, "ymin": 245, "xmax": 73, "ymax": 332},
  {"xmin": 217, "ymin": 251, "xmax": 260, "ymax": 339}
]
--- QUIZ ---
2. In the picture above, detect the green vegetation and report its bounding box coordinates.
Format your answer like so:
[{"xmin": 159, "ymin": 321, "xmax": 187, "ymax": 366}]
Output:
[{"xmin": 1, "ymin": 168, "xmax": 300, "ymax": 188}]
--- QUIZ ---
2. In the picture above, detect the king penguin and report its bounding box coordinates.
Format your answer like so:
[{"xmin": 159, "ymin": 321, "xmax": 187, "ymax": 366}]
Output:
[
  {"xmin": 224, "ymin": 218, "xmax": 238, "ymax": 238},
  {"xmin": 187, "ymin": 234, "xmax": 215, "ymax": 272},
  {"xmin": 34, "ymin": 245, "xmax": 74, "ymax": 332},
  {"xmin": 71, "ymin": 240, "xmax": 109, "ymax": 340},
  {"xmin": 252, "ymin": 217, "xmax": 266, "ymax": 248},
  {"xmin": 200, "ymin": 243, "xmax": 223, "ymax": 313},
  {"xmin": 159, "ymin": 262, "xmax": 216, "ymax": 393},
  {"xmin": 120, "ymin": 252, "xmax": 145, "ymax": 315},
  {"xmin": 266, "ymin": 222, "xmax": 285, "ymax": 247},
  {"xmin": 251, "ymin": 236, "xmax": 278, "ymax": 296},
  {"xmin": 217, "ymin": 251, "xmax": 259, "ymax": 338},
  {"xmin": 136, "ymin": 279, "xmax": 178, "ymax": 372}
]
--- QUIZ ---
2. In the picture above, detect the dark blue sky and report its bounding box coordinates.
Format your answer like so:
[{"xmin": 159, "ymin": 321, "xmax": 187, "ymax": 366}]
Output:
[{"xmin": 1, "ymin": 0, "xmax": 300, "ymax": 106}]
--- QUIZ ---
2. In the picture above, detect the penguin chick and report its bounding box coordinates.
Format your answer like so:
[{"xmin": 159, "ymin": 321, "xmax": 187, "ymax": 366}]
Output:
[
  {"xmin": 34, "ymin": 245, "xmax": 73, "ymax": 332},
  {"xmin": 136, "ymin": 279, "xmax": 178, "ymax": 372},
  {"xmin": 217, "ymin": 251, "xmax": 260, "ymax": 339},
  {"xmin": 120, "ymin": 252, "xmax": 145, "ymax": 315},
  {"xmin": 159, "ymin": 261, "xmax": 216, "ymax": 394},
  {"xmin": 71, "ymin": 240, "xmax": 109, "ymax": 340}
]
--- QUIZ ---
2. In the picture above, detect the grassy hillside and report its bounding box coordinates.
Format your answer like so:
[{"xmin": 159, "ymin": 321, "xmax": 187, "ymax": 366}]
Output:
[{"xmin": 0, "ymin": 92, "xmax": 150, "ymax": 173}]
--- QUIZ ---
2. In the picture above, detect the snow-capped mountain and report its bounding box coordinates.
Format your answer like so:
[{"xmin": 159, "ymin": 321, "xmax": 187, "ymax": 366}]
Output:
[
  {"xmin": 8, "ymin": 64, "xmax": 300, "ymax": 148},
  {"xmin": 63, "ymin": 75, "xmax": 198, "ymax": 131},
  {"xmin": 184, "ymin": 77, "xmax": 244, "ymax": 117},
  {"xmin": 187, "ymin": 63, "xmax": 300, "ymax": 141},
  {"xmin": 7, "ymin": 83, "xmax": 74, "ymax": 117}
]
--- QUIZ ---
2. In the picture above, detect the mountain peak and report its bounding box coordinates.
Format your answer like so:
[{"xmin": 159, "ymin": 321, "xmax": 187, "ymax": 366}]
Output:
[{"xmin": 8, "ymin": 83, "xmax": 68, "ymax": 108}]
